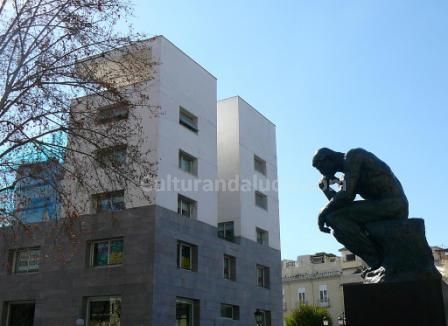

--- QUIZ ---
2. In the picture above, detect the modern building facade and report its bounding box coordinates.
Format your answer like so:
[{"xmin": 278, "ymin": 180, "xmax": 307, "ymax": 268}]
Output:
[
  {"xmin": 217, "ymin": 97, "xmax": 280, "ymax": 251},
  {"xmin": 0, "ymin": 36, "xmax": 282, "ymax": 326}
]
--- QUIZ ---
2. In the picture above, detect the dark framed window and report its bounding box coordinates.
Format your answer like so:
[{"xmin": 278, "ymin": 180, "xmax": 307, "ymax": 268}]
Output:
[
  {"xmin": 90, "ymin": 238, "xmax": 124, "ymax": 267},
  {"xmin": 177, "ymin": 241, "xmax": 198, "ymax": 271},
  {"xmin": 256, "ymin": 264, "xmax": 270, "ymax": 289},
  {"xmin": 223, "ymin": 255, "xmax": 236, "ymax": 281},
  {"xmin": 179, "ymin": 150, "xmax": 198, "ymax": 175},
  {"xmin": 311, "ymin": 254, "xmax": 325, "ymax": 264},
  {"xmin": 176, "ymin": 297, "xmax": 199, "ymax": 326},
  {"xmin": 6, "ymin": 301, "xmax": 35, "ymax": 326},
  {"xmin": 255, "ymin": 191, "xmax": 268, "ymax": 210},
  {"xmin": 96, "ymin": 103, "xmax": 129, "ymax": 123},
  {"xmin": 220, "ymin": 303, "xmax": 240, "ymax": 320},
  {"xmin": 256, "ymin": 227, "xmax": 269, "ymax": 246},
  {"xmin": 92, "ymin": 190, "xmax": 125, "ymax": 213},
  {"xmin": 95, "ymin": 145, "xmax": 127, "ymax": 167},
  {"xmin": 345, "ymin": 254, "xmax": 356, "ymax": 262},
  {"xmin": 298, "ymin": 288, "xmax": 306, "ymax": 305},
  {"xmin": 254, "ymin": 155, "xmax": 267, "ymax": 175},
  {"xmin": 178, "ymin": 194, "xmax": 197, "ymax": 218},
  {"xmin": 319, "ymin": 285, "xmax": 329, "ymax": 306},
  {"xmin": 179, "ymin": 107, "xmax": 198, "ymax": 133},
  {"xmin": 218, "ymin": 222, "xmax": 234, "ymax": 241},
  {"xmin": 13, "ymin": 248, "xmax": 40, "ymax": 273},
  {"xmin": 86, "ymin": 296, "xmax": 121, "ymax": 325},
  {"xmin": 256, "ymin": 309, "xmax": 272, "ymax": 326}
]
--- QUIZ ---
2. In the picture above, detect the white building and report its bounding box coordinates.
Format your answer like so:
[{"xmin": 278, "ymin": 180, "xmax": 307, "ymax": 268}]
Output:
[
  {"xmin": 217, "ymin": 96, "xmax": 280, "ymax": 250},
  {"xmin": 67, "ymin": 36, "xmax": 219, "ymax": 226}
]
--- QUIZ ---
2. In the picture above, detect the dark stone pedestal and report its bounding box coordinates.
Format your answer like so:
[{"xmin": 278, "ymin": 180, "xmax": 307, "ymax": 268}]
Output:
[{"xmin": 343, "ymin": 279, "xmax": 448, "ymax": 326}]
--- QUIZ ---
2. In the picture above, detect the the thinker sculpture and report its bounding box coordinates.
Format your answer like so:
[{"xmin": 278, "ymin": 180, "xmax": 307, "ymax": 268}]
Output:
[{"xmin": 312, "ymin": 148, "xmax": 440, "ymax": 282}]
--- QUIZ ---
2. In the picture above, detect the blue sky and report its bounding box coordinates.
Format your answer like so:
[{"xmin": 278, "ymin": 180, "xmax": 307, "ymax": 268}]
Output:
[{"xmin": 130, "ymin": 0, "xmax": 448, "ymax": 259}]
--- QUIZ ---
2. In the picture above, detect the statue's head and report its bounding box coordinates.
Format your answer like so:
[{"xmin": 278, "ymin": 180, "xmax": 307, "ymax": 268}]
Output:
[{"xmin": 312, "ymin": 148, "xmax": 344, "ymax": 177}]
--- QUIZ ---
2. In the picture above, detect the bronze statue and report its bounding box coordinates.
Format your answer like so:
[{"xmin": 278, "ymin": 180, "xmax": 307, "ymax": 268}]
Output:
[{"xmin": 312, "ymin": 148, "xmax": 409, "ymax": 273}]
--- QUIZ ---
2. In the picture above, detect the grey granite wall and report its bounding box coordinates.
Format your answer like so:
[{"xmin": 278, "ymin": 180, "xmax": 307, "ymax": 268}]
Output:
[
  {"xmin": 0, "ymin": 206, "xmax": 156, "ymax": 326},
  {"xmin": 0, "ymin": 205, "xmax": 282, "ymax": 325},
  {"xmin": 152, "ymin": 206, "xmax": 282, "ymax": 326}
]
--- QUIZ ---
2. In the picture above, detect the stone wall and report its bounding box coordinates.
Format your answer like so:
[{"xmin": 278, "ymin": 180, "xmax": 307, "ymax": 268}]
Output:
[{"xmin": 0, "ymin": 205, "xmax": 282, "ymax": 325}]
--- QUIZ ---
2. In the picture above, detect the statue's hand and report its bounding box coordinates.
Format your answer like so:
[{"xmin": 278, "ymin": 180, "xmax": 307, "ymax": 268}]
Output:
[
  {"xmin": 318, "ymin": 211, "xmax": 331, "ymax": 234},
  {"xmin": 318, "ymin": 177, "xmax": 329, "ymax": 191}
]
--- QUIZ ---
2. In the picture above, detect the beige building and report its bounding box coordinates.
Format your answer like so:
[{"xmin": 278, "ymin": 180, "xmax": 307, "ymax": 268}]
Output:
[
  {"xmin": 432, "ymin": 246, "xmax": 448, "ymax": 282},
  {"xmin": 282, "ymin": 251, "xmax": 364, "ymax": 324},
  {"xmin": 339, "ymin": 248, "xmax": 366, "ymax": 284}
]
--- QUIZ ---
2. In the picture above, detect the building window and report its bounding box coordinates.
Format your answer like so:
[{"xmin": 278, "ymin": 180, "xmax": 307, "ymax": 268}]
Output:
[
  {"xmin": 179, "ymin": 150, "xmax": 198, "ymax": 175},
  {"xmin": 178, "ymin": 194, "xmax": 197, "ymax": 218},
  {"xmin": 15, "ymin": 187, "xmax": 58, "ymax": 223},
  {"xmin": 179, "ymin": 107, "xmax": 198, "ymax": 133},
  {"xmin": 256, "ymin": 309, "xmax": 272, "ymax": 326},
  {"xmin": 223, "ymin": 255, "xmax": 236, "ymax": 281},
  {"xmin": 256, "ymin": 227, "xmax": 269, "ymax": 245},
  {"xmin": 218, "ymin": 222, "xmax": 234, "ymax": 241},
  {"xmin": 255, "ymin": 191, "xmax": 268, "ymax": 210},
  {"xmin": 14, "ymin": 161, "xmax": 61, "ymax": 223},
  {"xmin": 345, "ymin": 253, "xmax": 356, "ymax": 262},
  {"xmin": 96, "ymin": 103, "xmax": 129, "ymax": 123},
  {"xmin": 6, "ymin": 302, "xmax": 35, "ymax": 326},
  {"xmin": 256, "ymin": 264, "xmax": 270, "ymax": 289},
  {"xmin": 90, "ymin": 238, "xmax": 124, "ymax": 267},
  {"xmin": 86, "ymin": 296, "xmax": 121, "ymax": 326},
  {"xmin": 254, "ymin": 155, "xmax": 267, "ymax": 175},
  {"xmin": 95, "ymin": 145, "xmax": 127, "ymax": 167},
  {"xmin": 319, "ymin": 285, "xmax": 329, "ymax": 307},
  {"xmin": 176, "ymin": 297, "xmax": 199, "ymax": 326},
  {"xmin": 298, "ymin": 288, "xmax": 306, "ymax": 305},
  {"xmin": 285, "ymin": 261, "xmax": 295, "ymax": 268},
  {"xmin": 310, "ymin": 254, "xmax": 325, "ymax": 264},
  {"xmin": 220, "ymin": 304, "xmax": 240, "ymax": 320},
  {"xmin": 92, "ymin": 190, "xmax": 125, "ymax": 213},
  {"xmin": 13, "ymin": 248, "xmax": 40, "ymax": 273},
  {"xmin": 177, "ymin": 241, "xmax": 197, "ymax": 271}
]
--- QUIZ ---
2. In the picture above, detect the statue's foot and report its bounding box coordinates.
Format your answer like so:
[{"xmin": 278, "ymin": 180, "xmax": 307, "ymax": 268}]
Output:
[
  {"xmin": 362, "ymin": 266, "xmax": 386, "ymax": 283},
  {"xmin": 360, "ymin": 267, "xmax": 372, "ymax": 279},
  {"xmin": 360, "ymin": 259, "xmax": 381, "ymax": 278}
]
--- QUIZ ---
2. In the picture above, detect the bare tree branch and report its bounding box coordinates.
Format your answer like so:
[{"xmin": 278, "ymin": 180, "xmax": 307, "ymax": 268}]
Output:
[{"xmin": 0, "ymin": 0, "xmax": 157, "ymax": 237}]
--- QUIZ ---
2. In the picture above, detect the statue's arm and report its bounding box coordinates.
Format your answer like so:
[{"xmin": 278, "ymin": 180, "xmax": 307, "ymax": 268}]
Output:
[
  {"xmin": 322, "ymin": 150, "xmax": 362, "ymax": 214},
  {"xmin": 319, "ymin": 177, "xmax": 337, "ymax": 200}
]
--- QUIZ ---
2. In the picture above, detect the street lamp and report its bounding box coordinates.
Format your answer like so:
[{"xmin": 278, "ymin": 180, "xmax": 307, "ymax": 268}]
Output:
[
  {"xmin": 254, "ymin": 309, "xmax": 263, "ymax": 326},
  {"xmin": 322, "ymin": 316, "xmax": 329, "ymax": 326},
  {"xmin": 338, "ymin": 313, "xmax": 347, "ymax": 326}
]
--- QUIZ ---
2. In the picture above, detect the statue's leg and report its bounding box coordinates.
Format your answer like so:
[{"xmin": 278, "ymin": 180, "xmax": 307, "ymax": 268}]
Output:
[
  {"xmin": 325, "ymin": 199, "xmax": 405, "ymax": 269},
  {"xmin": 326, "ymin": 210, "xmax": 382, "ymax": 269}
]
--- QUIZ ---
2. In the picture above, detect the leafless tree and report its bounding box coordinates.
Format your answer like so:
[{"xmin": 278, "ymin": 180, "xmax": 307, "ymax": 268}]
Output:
[{"xmin": 0, "ymin": 0, "xmax": 158, "ymax": 230}]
